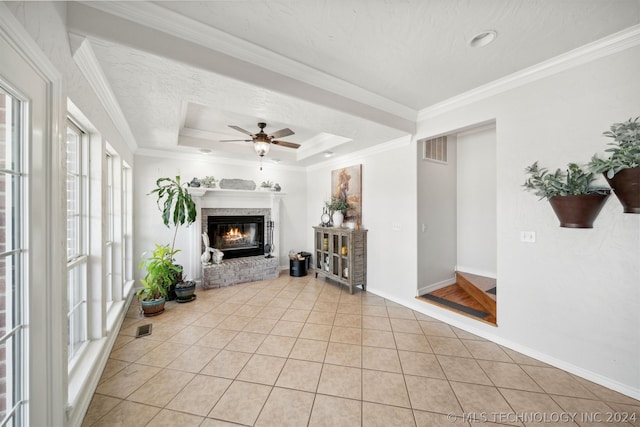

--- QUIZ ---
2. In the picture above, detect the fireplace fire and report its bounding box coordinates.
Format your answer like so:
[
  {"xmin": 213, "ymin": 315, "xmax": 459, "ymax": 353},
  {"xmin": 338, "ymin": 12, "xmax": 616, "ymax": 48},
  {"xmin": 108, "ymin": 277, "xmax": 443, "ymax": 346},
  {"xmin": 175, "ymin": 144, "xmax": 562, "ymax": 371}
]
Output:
[{"xmin": 208, "ymin": 215, "xmax": 265, "ymax": 259}]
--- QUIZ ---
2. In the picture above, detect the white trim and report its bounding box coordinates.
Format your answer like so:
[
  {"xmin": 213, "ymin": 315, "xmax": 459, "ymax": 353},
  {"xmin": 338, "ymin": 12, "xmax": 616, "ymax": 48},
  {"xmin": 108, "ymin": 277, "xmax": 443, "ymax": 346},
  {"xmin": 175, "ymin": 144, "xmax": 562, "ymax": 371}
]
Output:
[
  {"xmin": 367, "ymin": 287, "xmax": 640, "ymax": 400},
  {"xmin": 455, "ymin": 266, "xmax": 497, "ymax": 280},
  {"xmin": 418, "ymin": 24, "xmax": 640, "ymax": 121},
  {"xmin": 417, "ymin": 276, "xmax": 456, "ymax": 296},
  {"xmin": 76, "ymin": 1, "xmax": 417, "ymax": 122},
  {"xmin": 69, "ymin": 34, "xmax": 138, "ymax": 151}
]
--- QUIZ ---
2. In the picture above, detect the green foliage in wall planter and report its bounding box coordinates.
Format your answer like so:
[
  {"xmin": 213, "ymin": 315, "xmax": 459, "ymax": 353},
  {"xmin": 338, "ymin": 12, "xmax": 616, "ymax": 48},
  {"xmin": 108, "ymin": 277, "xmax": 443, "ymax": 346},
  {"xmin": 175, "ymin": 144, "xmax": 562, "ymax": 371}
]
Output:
[
  {"xmin": 589, "ymin": 116, "xmax": 640, "ymax": 179},
  {"xmin": 523, "ymin": 162, "xmax": 608, "ymax": 200}
]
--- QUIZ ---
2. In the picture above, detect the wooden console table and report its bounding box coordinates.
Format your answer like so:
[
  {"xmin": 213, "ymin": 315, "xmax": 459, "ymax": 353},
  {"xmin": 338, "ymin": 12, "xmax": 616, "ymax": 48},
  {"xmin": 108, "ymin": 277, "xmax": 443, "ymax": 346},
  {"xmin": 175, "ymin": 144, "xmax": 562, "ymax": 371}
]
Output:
[{"xmin": 313, "ymin": 226, "xmax": 367, "ymax": 294}]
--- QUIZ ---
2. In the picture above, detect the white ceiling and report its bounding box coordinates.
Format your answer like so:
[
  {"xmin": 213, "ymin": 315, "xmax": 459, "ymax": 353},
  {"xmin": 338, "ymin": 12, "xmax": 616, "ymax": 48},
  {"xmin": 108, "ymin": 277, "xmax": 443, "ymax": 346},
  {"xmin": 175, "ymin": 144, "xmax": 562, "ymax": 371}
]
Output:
[{"xmin": 67, "ymin": 0, "xmax": 640, "ymax": 166}]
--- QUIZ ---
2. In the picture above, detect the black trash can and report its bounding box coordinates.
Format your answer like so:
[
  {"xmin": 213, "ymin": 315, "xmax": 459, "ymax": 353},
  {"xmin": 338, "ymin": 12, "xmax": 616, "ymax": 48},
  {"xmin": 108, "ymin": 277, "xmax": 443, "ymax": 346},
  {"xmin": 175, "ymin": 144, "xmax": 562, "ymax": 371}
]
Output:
[
  {"xmin": 290, "ymin": 258, "xmax": 308, "ymax": 277},
  {"xmin": 300, "ymin": 252, "xmax": 312, "ymax": 270}
]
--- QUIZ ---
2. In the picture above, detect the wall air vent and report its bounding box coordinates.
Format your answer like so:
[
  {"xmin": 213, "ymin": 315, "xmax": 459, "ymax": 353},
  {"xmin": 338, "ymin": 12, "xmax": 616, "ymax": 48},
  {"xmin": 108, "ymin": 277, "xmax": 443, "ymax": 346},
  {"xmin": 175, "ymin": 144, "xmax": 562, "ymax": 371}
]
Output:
[{"xmin": 423, "ymin": 136, "xmax": 448, "ymax": 163}]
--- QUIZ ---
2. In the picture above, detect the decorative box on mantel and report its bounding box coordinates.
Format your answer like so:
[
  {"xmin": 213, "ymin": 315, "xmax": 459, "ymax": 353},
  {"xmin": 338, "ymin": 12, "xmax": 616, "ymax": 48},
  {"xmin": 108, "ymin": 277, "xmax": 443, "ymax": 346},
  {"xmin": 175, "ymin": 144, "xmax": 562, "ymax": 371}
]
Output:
[{"xmin": 187, "ymin": 186, "xmax": 285, "ymax": 284}]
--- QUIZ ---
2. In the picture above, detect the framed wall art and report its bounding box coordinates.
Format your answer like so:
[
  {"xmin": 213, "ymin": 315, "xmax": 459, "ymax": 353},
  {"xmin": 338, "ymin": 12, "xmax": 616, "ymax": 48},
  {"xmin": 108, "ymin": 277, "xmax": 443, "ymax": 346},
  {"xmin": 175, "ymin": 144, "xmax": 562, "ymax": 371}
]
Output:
[{"xmin": 331, "ymin": 164, "xmax": 362, "ymax": 225}]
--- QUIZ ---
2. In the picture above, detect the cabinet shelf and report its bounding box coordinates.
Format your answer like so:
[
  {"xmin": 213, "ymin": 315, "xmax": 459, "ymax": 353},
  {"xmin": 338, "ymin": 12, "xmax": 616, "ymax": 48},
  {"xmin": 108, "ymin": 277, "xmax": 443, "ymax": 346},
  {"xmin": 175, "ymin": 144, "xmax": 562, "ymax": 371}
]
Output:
[{"xmin": 313, "ymin": 226, "xmax": 367, "ymax": 294}]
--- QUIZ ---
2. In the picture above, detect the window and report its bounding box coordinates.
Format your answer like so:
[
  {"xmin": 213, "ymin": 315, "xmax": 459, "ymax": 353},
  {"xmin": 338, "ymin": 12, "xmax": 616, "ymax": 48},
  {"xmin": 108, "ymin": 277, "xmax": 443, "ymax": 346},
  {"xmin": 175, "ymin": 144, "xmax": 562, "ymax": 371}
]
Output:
[
  {"xmin": 105, "ymin": 152, "xmax": 114, "ymax": 309},
  {"xmin": 0, "ymin": 86, "xmax": 27, "ymax": 426},
  {"xmin": 122, "ymin": 163, "xmax": 132, "ymax": 283},
  {"xmin": 66, "ymin": 120, "xmax": 88, "ymax": 363}
]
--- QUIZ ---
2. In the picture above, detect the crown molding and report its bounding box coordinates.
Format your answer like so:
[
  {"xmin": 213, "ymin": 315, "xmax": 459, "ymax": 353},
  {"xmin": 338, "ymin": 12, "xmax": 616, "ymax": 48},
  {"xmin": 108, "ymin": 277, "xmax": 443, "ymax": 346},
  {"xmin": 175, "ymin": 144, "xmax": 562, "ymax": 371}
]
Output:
[
  {"xmin": 418, "ymin": 24, "xmax": 640, "ymax": 121},
  {"xmin": 77, "ymin": 1, "xmax": 417, "ymax": 122},
  {"xmin": 70, "ymin": 35, "xmax": 138, "ymax": 151}
]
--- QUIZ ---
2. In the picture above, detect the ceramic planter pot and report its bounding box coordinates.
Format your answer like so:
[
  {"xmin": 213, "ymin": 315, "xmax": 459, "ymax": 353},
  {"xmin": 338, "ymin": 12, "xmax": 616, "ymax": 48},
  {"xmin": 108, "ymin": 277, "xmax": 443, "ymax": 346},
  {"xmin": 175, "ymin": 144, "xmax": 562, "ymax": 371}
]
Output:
[
  {"xmin": 548, "ymin": 192, "xmax": 610, "ymax": 228},
  {"xmin": 604, "ymin": 167, "xmax": 640, "ymax": 213},
  {"xmin": 175, "ymin": 281, "xmax": 196, "ymax": 302},
  {"xmin": 140, "ymin": 297, "xmax": 165, "ymax": 316}
]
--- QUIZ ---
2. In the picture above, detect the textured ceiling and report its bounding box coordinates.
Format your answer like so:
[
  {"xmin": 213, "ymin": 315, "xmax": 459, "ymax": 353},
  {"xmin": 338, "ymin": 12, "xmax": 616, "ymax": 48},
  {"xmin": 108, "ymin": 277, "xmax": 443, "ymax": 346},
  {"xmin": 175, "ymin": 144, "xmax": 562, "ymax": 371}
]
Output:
[{"xmin": 68, "ymin": 0, "xmax": 640, "ymax": 166}]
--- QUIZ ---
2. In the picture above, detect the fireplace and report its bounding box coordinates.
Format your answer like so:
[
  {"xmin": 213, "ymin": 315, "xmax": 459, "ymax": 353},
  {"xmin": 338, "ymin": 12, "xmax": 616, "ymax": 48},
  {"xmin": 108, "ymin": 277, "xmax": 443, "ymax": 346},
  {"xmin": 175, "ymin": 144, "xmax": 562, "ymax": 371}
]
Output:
[{"xmin": 208, "ymin": 215, "xmax": 264, "ymax": 259}]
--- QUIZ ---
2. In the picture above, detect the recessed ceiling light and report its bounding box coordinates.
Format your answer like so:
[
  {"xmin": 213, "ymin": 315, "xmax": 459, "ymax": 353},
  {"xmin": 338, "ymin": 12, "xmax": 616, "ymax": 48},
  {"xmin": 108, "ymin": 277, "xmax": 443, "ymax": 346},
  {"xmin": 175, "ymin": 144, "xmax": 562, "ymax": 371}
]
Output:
[
  {"xmin": 469, "ymin": 30, "xmax": 497, "ymax": 48},
  {"xmin": 324, "ymin": 151, "xmax": 334, "ymax": 158},
  {"xmin": 271, "ymin": 158, "xmax": 281, "ymax": 164},
  {"xmin": 199, "ymin": 148, "xmax": 212, "ymax": 154}
]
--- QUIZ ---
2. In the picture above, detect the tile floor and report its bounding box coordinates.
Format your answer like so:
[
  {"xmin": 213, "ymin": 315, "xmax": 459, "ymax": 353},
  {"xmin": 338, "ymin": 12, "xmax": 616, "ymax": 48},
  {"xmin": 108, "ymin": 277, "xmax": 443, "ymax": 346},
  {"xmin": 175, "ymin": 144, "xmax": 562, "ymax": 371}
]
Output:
[{"xmin": 83, "ymin": 273, "xmax": 640, "ymax": 426}]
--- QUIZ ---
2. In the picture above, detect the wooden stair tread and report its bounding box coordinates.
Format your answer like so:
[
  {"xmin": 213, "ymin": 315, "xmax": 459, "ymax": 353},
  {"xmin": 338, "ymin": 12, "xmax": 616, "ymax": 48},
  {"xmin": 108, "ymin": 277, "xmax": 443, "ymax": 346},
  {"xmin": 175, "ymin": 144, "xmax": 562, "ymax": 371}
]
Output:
[
  {"xmin": 455, "ymin": 271, "xmax": 497, "ymax": 318},
  {"xmin": 456, "ymin": 271, "xmax": 496, "ymax": 292},
  {"xmin": 418, "ymin": 284, "xmax": 496, "ymax": 326}
]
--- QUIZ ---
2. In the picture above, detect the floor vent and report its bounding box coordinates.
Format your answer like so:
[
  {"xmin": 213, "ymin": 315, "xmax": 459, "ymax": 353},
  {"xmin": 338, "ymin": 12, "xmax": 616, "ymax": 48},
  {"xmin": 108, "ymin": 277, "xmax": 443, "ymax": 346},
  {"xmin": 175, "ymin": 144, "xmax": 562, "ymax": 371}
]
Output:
[
  {"xmin": 135, "ymin": 324, "xmax": 152, "ymax": 338},
  {"xmin": 423, "ymin": 136, "xmax": 448, "ymax": 163}
]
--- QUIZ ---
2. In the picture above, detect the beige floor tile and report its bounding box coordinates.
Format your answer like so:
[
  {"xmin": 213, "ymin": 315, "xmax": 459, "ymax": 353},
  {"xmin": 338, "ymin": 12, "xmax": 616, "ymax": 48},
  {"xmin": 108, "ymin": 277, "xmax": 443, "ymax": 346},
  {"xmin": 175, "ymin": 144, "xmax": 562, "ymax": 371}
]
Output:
[
  {"xmin": 314, "ymin": 301, "xmax": 338, "ymax": 312},
  {"xmin": 216, "ymin": 314, "xmax": 253, "ymax": 331},
  {"xmin": 140, "ymin": 321, "xmax": 186, "ymax": 342},
  {"xmin": 413, "ymin": 311, "xmax": 440, "ymax": 322},
  {"xmin": 572, "ymin": 376, "xmax": 640, "ymax": 406},
  {"xmin": 317, "ymin": 364, "xmax": 362, "ymax": 400},
  {"xmin": 413, "ymin": 410, "xmax": 472, "ymax": 427},
  {"xmin": 112, "ymin": 334, "xmax": 135, "ymax": 350},
  {"xmin": 362, "ymin": 305, "xmax": 389, "ymax": 317},
  {"xmin": 82, "ymin": 394, "xmax": 122, "ymax": 426},
  {"xmin": 289, "ymin": 338, "xmax": 329, "ymax": 363},
  {"xmin": 92, "ymin": 400, "xmax": 160, "ymax": 427},
  {"xmin": 362, "ymin": 369, "xmax": 410, "ymax": 407},
  {"xmin": 404, "ymin": 375, "xmax": 463, "ymax": 414},
  {"xmin": 394, "ymin": 332, "xmax": 433, "ymax": 353},
  {"xmin": 299, "ymin": 323, "xmax": 333, "ymax": 341},
  {"xmin": 398, "ymin": 350, "xmax": 446, "ymax": 379},
  {"xmin": 450, "ymin": 381, "xmax": 513, "ymax": 415},
  {"xmin": 334, "ymin": 313, "xmax": 362, "ymax": 328},
  {"xmin": 224, "ymin": 331, "xmax": 267, "ymax": 352},
  {"xmin": 232, "ymin": 303, "xmax": 261, "ymax": 317},
  {"xmin": 499, "ymin": 388, "xmax": 573, "ymax": 427},
  {"xmin": 390, "ymin": 318, "xmax": 423, "ymax": 334},
  {"xmin": 419, "ymin": 320, "xmax": 457, "ymax": 337},
  {"xmin": 337, "ymin": 302, "xmax": 362, "ymax": 315},
  {"xmin": 461, "ymin": 339, "xmax": 513, "ymax": 362},
  {"xmin": 307, "ymin": 310, "xmax": 336, "ymax": 325},
  {"xmin": 478, "ymin": 360, "xmax": 544, "ymax": 392},
  {"xmin": 325, "ymin": 342, "xmax": 362, "ymax": 368},
  {"xmin": 309, "ymin": 394, "xmax": 361, "ymax": 427},
  {"xmin": 198, "ymin": 328, "xmax": 238, "ymax": 349},
  {"xmin": 208, "ymin": 380, "xmax": 272, "ymax": 425},
  {"xmin": 362, "ymin": 346, "xmax": 402, "ymax": 373},
  {"xmin": 606, "ymin": 402, "xmax": 640, "ymax": 427},
  {"xmin": 98, "ymin": 359, "xmax": 130, "ymax": 384},
  {"xmin": 362, "ymin": 315, "xmax": 392, "ymax": 331},
  {"xmin": 135, "ymin": 341, "xmax": 190, "ymax": 367},
  {"xmin": 242, "ymin": 316, "xmax": 278, "ymax": 334},
  {"xmin": 147, "ymin": 408, "xmax": 204, "ymax": 426},
  {"xmin": 255, "ymin": 334, "xmax": 296, "ymax": 357},
  {"xmin": 256, "ymin": 305, "xmax": 287, "ymax": 319},
  {"xmin": 108, "ymin": 337, "xmax": 164, "ymax": 362},
  {"xmin": 197, "ymin": 311, "xmax": 230, "ymax": 328},
  {"xmin": 270, "ymin": 319, "xmax": 305, "ymax": 337},
  {"xmin": 361, "ymin": 294, "xmax": 387, "ymax": 306},
  {"xmin": 362, "ymin": 329, "xmax": 396, "ymax": 348},
  {"xmin": 166, "ymin": 375, "xmax": 232, "ymax": 416},
  {"xmin": 199, "ymin": 418, "xmax": 243, "ymax": 427},
  {"xmin": 330, "ymin": 326, "xmax": 362, "ymax": 345},
  {"xmin": 128, "ymin": 368, "xmax": 194, "ymax": 407},
  {"xmin": 521, "ymin": 365, "xmax": 598, "ymax": 398},
  {"xmin": 255, "ymin": 387, "xmax": 315, "ymax": 427},
  {"xmin": 387, "ymin": 306, "xmax": 417, "ymax": 319},
  {"xmin": 551, "ymin": 395, "xmax": 629, "ymax": 427},
  {"xmin": 362, "ymin": 401, "xmax": 416, "ymax": 427},
  {"xmin": 166, "ymin": 345, "xmax": 220, "ymax": 373},
  {"xmin": 237, "ymin": 354, "xmax": 286, "ymax": 385},
  {"xmin": 276, "ymin": 359, "xmax": 323, "ymax": 392},
  {"xmin": 213, "ymin": 302, "xmax": 244, "ymax": 315},
  {"xmin": 167, "ymin": 325, "xmax": 212, "ymax": 345},
  {"xmin": 281, "ymin": 308, "xmax": 311, "ymax": 322},
  {"xmin": 289, "ymin": 298, "xmax": 317, "ymax": 310},
  {"xmin": 437, "ymin": 354, "xmax": 493, "ymax": 385},
  {"xmin": 95, "ymin": 363, "xmax": 161, "ymax": 399},
  {"xmin": 200, "ymin": 350, "xmax": 251, "ymax": 379},
  {"xmin": 428, "ymin": 336, "xmax": 474, "ymax": 357}
]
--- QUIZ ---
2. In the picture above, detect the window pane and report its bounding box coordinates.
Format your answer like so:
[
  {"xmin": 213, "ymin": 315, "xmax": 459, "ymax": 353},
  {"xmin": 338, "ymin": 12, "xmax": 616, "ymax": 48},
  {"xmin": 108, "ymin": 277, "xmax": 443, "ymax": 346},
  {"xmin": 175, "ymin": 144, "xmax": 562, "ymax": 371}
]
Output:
[{"xmin": 67, "ymin": 264, "xmax": 86, "ymax": 361}]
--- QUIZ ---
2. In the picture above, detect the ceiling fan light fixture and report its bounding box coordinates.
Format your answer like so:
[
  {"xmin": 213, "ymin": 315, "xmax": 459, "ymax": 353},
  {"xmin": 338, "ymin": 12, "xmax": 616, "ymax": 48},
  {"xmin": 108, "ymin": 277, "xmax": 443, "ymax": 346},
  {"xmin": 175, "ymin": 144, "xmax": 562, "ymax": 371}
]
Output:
[
  {"xmin": 254, "ymin": 140, "xmax": 270, "ymax": 157},
  {"xmin": 469, "ymin": 30, "xmax": 497, "ymax": 48}
]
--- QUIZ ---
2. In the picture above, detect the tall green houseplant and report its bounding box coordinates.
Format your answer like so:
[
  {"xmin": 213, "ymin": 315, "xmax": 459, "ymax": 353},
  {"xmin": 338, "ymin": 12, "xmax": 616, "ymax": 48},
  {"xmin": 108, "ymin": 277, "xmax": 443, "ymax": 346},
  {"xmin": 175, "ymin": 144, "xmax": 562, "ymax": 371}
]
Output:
[{"xmin": 150, "ymin": 176, "xmax": 197, "ymax": 254}]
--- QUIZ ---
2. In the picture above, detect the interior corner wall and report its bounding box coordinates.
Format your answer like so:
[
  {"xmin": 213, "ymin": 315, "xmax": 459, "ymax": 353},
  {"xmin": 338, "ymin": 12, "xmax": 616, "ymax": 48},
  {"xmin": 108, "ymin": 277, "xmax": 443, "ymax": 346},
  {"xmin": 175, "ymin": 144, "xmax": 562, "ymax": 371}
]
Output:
[
  {"xmin": 456, "ymin": 126, "xmax": 497, "ymax": 277},
  {"xmin": 417, "ymin": 137, "xmax": 457, "ymax": 291},
  {"xmin": 410, "ymin": 44, "xmax": 640, "ymax": 397}
]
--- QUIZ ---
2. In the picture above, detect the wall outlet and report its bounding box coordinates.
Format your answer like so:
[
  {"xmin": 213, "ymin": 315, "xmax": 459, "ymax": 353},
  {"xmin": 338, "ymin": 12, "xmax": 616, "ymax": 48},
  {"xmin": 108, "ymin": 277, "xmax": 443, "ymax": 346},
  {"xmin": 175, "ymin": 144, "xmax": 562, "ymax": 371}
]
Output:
[
  {"xmin": 520, "ymin": 231, "xmax": 536, "ymax": 243},
  {"xmin": 392, "ymin": 222, "xmax": 402, "ymax": 231}
]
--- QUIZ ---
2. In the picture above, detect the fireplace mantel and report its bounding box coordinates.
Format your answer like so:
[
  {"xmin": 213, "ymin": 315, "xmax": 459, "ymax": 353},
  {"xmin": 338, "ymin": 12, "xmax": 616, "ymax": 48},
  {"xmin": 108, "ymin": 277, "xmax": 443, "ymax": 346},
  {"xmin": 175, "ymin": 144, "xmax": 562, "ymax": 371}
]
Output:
[{"xmin": 188, "ymin": 187, "xmax": 285, "ymax": 282}]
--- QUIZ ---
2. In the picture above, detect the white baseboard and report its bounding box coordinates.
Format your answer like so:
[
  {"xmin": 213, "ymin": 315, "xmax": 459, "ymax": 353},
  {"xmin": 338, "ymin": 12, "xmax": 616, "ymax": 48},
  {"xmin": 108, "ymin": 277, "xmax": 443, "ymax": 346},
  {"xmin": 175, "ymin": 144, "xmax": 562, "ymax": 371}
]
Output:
[{"xmin": 417, "ymin": 276, "xmax": 456, "ymax": 296}]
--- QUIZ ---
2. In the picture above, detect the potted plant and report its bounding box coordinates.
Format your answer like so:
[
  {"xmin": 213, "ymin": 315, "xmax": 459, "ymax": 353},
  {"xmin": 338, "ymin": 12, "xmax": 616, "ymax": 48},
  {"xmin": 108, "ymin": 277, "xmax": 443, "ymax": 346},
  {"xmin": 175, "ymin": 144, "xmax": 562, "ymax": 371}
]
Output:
[
  {"xmin": 175, "ymin": 280, "xmax": 197, "ymax": 302},
  {"xmin": 589, "ymin": 116, "xmax": 640, "ymax": 213},
  {"xmin": 523, "ymin": 161, "xmax": 610, "ymax": 228},
  {"xmin": 137, "ymin": 244, "xmax": 181, "ymax": 316},
  {"xmin": 149, "ymin": 176, "xmax": 197, "ymax": 299},
  {"xmin": 260, "ymin": 180, "xmax": 273, "ymax": 191},
  {"xmin": 326, "ymin": 196, "xmax": 351, "ymax": 228}
]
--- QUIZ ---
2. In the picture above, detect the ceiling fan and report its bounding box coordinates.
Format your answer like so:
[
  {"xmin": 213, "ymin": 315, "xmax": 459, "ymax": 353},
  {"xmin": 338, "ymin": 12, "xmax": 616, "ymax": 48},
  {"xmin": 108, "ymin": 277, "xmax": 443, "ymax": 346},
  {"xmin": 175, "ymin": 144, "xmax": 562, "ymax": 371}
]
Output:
[{"xmin": 221, "ymin": 122, "xmax": 300, "ymax": 157}]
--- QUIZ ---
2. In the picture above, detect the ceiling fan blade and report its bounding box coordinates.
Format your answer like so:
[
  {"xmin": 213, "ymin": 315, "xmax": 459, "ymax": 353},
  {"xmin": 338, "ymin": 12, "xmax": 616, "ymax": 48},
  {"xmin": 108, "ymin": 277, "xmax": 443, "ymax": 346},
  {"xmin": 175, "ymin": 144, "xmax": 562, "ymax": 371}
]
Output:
[
  {"xmin": 219, "ymin": 139, "xmax": 252, "ymax": 142},
  {"xmin": 269, "ymin": 128, "xmax": 294, "ymax": 139},
  {"xmin": 228, "ymin": 125, "xmax": 253, "ymax": 136},
  {"xmin": 272, "ymin": 140, "xmax": 300, "ymax": 149}
]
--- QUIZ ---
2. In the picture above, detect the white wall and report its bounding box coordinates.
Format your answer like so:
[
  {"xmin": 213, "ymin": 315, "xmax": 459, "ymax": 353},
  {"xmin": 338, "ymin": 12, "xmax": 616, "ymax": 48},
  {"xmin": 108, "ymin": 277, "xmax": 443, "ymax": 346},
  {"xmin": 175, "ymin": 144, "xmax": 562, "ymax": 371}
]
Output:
[
  {"xmin": 133, "ymin": 153, "xmax": 308, "ymax": 280},
  {"xmin": 409, "ymin": 44, "xmax": 640, "ymax": 397},
  {"xmin": 456, "ymin": 126, "xmax": 497, "ymax": 277},
  {"xmin": 417, "ymin": 136, "xmax": 457, "ymax": 291}
]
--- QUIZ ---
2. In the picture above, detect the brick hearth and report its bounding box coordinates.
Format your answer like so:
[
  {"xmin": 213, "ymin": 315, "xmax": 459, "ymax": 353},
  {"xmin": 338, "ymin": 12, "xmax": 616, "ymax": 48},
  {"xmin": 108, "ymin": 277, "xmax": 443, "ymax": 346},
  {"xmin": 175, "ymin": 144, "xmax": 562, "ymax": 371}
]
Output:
[{"xmin": 201, "ymin": 255, "xmax": 279, "ymax": 289}]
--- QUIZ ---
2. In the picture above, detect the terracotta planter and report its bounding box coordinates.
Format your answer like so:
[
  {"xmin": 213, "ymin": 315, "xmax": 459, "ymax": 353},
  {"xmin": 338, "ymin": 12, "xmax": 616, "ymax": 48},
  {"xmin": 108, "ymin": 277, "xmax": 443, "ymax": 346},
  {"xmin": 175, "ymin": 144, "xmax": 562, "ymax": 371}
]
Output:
[
  {"xmin": 604, "ymin": 167, "xmax": 640, "ymax": 213},
  {"xmin": 548, "ymin": 193, "xmax": 610, "ymax": 228},
  {"xmin": 140, "ymin": 297, "xmax": 166, "ymax": 316}
]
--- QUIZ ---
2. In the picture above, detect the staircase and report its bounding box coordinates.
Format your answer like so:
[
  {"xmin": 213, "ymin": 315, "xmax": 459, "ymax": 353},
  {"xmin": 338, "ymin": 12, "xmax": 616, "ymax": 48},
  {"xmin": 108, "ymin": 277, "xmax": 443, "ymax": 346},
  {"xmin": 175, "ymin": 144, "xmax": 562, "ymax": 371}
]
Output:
[{"xmin": 418, "ymin": 271, "xmax": 497, "ymax": 325}]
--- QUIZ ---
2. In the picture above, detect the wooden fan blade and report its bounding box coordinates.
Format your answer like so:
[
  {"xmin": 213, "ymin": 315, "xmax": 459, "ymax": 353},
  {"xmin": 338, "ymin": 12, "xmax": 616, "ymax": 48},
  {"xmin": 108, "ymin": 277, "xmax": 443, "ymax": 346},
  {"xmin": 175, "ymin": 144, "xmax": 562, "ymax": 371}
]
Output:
[
  {"xmin": 219, "ymin": 139, "xmax": 252, "ymax": 142},
  {"xmin": 272, "ymin": 140, "xmax": 300, "ymax": 149},
  {"xmin": 269, "ymin": 128, "xmax": 294, "ymax": 139},
  {"xmin": 228, "ymin": 125, "xmax": 253, "ymax": 136}
]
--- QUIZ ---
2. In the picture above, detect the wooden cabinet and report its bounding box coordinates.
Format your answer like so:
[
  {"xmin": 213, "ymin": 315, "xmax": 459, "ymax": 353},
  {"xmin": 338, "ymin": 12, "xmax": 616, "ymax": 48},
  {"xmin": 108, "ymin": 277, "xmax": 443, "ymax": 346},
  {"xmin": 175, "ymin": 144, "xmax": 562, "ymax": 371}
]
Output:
[{"xmin": 313, "ymin": 226, "xmax": 367, "ymax": 294}]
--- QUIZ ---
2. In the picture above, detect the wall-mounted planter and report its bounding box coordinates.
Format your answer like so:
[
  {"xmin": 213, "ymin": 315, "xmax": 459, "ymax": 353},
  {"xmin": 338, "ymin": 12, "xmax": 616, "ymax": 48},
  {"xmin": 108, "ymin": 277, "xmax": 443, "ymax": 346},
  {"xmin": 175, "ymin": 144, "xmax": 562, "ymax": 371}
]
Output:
[
  {"xmin": 548, "ymin": 192, "xmax": 610, "ymax": 228},
  {"xmin": 604, "ymin": 167, "xmax": 640, "ymax": 213}
]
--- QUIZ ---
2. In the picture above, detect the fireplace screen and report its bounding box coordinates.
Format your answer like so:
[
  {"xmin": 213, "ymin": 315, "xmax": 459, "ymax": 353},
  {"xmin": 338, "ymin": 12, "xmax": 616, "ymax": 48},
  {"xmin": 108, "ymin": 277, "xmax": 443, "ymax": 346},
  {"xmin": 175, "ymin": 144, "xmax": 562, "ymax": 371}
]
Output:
[{"xmin": 208, "ymin": 215, "xmax": 265, "ymax": 259}]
